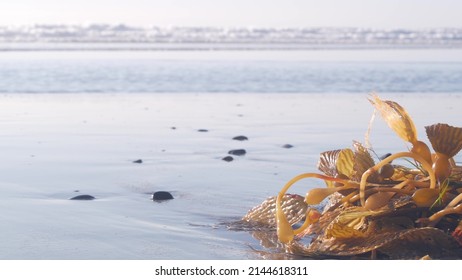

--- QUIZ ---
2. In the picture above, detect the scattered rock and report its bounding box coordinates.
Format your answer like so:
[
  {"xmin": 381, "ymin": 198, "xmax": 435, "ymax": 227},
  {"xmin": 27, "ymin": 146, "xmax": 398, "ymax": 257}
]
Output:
[
  {"xmin": 70, "ymin": 194, "xmax": 95, "ymax": 200},
  {"xmin": 222, "ymin": 156, "xmax": 234, "ymax": 162},
  {"xmin": 171, "ymin": 126, "xmax": 177, "ymax": 130},
  {"xmin": 197, "ymin": 129, "xmax": 208, "ymax": 132},
  {"xmin": 152, "ymin": 191, "xmax": 174, "ymax": 201},
  {"xmin": 282, "ymin": 144, "xmax": 294, "ymax": 149},
  {"xmin": 228, "ymin": 149, "xmax": 246, "ymax": 156},
  {"xmin": 232, "ymin": 135, "xmax": 248, "ymax": 141},
  {"xmin": 133, "ymin": 159, "xmax": 143, "ymax": 164}
]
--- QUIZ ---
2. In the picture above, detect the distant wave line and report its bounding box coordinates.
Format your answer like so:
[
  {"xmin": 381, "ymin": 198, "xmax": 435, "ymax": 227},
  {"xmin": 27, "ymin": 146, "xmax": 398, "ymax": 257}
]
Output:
[
  {"xmin": 1, "ymin": 24, "xmax": 462, "ymax": 48},
  {"xmin": 0, "ymin": 42, "xmax": 461, "ymax": 52}
]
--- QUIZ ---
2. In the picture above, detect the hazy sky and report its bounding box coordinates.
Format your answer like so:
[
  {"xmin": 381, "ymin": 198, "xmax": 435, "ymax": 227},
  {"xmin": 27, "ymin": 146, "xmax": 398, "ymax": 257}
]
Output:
[{"xmin": 0, "ymin": 0, "xmax": 461, "ymax": 28}]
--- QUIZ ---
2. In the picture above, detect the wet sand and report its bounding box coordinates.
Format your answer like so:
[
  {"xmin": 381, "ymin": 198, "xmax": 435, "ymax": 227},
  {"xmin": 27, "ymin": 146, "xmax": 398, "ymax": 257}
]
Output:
[{"xmin": 0, "ymin": 92, "xmax": 460, "ymax": 259}]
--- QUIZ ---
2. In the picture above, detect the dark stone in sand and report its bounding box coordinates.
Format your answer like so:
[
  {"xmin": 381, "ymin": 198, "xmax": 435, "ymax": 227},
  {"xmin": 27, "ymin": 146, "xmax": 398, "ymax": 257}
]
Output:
[
  {"xmin": 171, "ymin": 126, "xmax": 177, "ymax": 130},
  {"xmin": 197, "ymin": 129, "xmax": 208, "ymax": 132},
  {"xmin": 282, "ymin": 144, "xmax": 294, "ymax": 149},
  {"xmin": 152, "ymin": 191, "xmax": 174, "ymax": 201},
  {"xmin": 232, "ymin": 135, "xmax": 248, "ymax": 141},
  {"xmin": 70, "ymin": 194, "xmax": 95, "ymax": 200},
  {"xmin": 222, "ymin": 156, "xmax": 234, "ymax": 162},
  {"xmin": 133, "ymin": 159, "xmax": 143, "ymax": 164},
  {"xmin": 228, "ymin": 149, "xmax": 246, "ymax": 156}
]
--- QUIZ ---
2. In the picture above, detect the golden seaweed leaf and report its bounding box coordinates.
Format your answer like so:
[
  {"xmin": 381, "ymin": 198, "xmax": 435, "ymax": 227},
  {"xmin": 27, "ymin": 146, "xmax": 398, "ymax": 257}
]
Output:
[
  {"xmin": 368, "ymin": 94, "xmax": 417, "ymax": 144},
  {"xmin": 326, "ymin": 221, "xmax": 367, "ymax": 239},
  {"xmin": 425, "ymin": 123, "xmax": 462, "ymax": 158},
  {"xmin": 336, "ymin": 209, "xmax": 373, "ymax": 226},
  {"xmin": 352, "ymin": 141, "xmax": 375, "ymax": 181},
  {"xmin": 324, "ymin": 208, "xmax": 373, "ymax": 239},
  {"xmin": 337, "ymin": 149, "xmax": 355, "ymax": 178}
]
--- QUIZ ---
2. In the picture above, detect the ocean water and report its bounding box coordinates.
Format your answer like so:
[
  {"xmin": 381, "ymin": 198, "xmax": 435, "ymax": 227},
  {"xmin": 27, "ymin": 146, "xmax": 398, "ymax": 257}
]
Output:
[{"xmin": 0, "ymin": 48, "xmax": 462, "ymax": 94}]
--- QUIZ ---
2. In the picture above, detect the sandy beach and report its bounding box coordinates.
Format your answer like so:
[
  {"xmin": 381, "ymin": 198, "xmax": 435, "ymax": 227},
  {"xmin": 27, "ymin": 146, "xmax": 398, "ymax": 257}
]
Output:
[{"xmin": 0, "ymin": 92, "xmax": 460, "ymax": 259}]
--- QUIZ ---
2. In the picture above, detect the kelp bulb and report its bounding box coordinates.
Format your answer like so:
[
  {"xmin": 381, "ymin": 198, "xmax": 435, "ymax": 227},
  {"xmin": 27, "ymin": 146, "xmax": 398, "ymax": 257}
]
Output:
[
  {"xmin": 305, "ymin": 188, "xmax": 337, "ymax": 205},
  {"xmin": 412, "ymin": 188, "xmax": 439, "ymax": 207},
  {"xmin": 411, "ymin": 140, "xmax": 432, "ymax": 166},
  {"xmin": 365, "ymin": 192, "xmax": 394, "ymax": 210},
  {"xmin": 379, "ymin": 164, "xmax": 394, "ymax": 179},
  {"xmin": 433, "ymin": 153, "xmax": 451, "ymax": 184}
]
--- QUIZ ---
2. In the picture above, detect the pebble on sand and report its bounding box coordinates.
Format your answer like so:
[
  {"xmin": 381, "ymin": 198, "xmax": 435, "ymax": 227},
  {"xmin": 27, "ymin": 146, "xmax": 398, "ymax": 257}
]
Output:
[
  {"xmin": 232, "ymin": 135, "xmax": 248, "ymax": 141},
  {"xmin": 228, "ymin": 149, "xmax": 246, "ymax": 156},
  {"xmin": 133, "ymin": 159, "xmax": 143, "ymax": 164},
  {"xmin": 197, "ymin": 129, "xmax": 209, "ymax": 132},
  {"xmin": 222, "ymin": 156, "xmax": 234, "ymax": 162},
  {"xmin": 152, "ymin": 191, "xmax": 174, "ymax": 201},
  {"xmin": 282, "ymin": 144, "xmax": 294, "ymax": 149},
  {"xmin": 70, "ymin": 194, "xmax": 95, "ymax": 200}
]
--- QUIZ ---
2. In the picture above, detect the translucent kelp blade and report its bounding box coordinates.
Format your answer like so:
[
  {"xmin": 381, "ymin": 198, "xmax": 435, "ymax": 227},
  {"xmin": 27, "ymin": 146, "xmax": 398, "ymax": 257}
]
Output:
[
  {"xmin": 352, "ymin": 141, "xmax": 375, "ymax": 181},
  {"xmin": 337, "ymin": 149, "xmax": 355, "ymax": 178},
  {"xmin": 368, "ymin": 94, "xmax": 417, "ymax": 144},
  {"xmin": 317, "ymin": 149, "xmax": 341, "ymax": 177},
  {"xmin": 425, "ymin": 123, "xmax": 462, "ymax": 158},
  {"xmin": 242, "ymin": 194, "xmax": 307, "ymax": 227}
]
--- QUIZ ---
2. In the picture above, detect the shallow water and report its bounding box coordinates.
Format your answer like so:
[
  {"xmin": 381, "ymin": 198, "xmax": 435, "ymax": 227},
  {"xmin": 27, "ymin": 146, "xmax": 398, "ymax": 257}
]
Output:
[
  {"xmin": 0, "ymin": 49, "xmax": 462, "ymax": 93},
  {"xmin": 0, "ymin": 92, "xmax": 461, "ymax": 259}
]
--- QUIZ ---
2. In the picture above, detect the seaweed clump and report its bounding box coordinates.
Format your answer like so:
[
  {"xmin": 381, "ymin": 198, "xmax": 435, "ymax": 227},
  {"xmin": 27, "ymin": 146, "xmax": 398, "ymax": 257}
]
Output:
[{"xmin": 242, "ymin": 95, "xmax": 462, "ymax": 259}]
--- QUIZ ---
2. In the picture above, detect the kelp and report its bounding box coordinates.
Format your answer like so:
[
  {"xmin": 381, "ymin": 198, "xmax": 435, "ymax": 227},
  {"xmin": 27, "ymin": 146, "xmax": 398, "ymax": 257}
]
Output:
[{"xmin": 242, "ymin": 95, "xmax": 462, "ymax": 259}]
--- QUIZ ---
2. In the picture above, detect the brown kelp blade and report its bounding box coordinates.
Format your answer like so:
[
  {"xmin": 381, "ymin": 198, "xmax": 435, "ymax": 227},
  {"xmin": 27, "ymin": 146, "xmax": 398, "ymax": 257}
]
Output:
[
  {"xmin": 425, "ymin": 123, "xmax": 462, "ymax": 158},
  {"xmin": 317, "ymin": 148, "xmax": 354, "ymax": 178},
  {"xmin": 368, "ymin": 94, "xmax": 417, "ymax": 144},
  {"xmin": 287, "ymin": 227, "xmax": 462, "ymax": 259},
  {"xmin": 242, "ymin": 194, "xmax": 307, "ymax": 227},
  {"xmin": 317, "ymin": 149, "xmax": 342, "ymax": 177}
]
